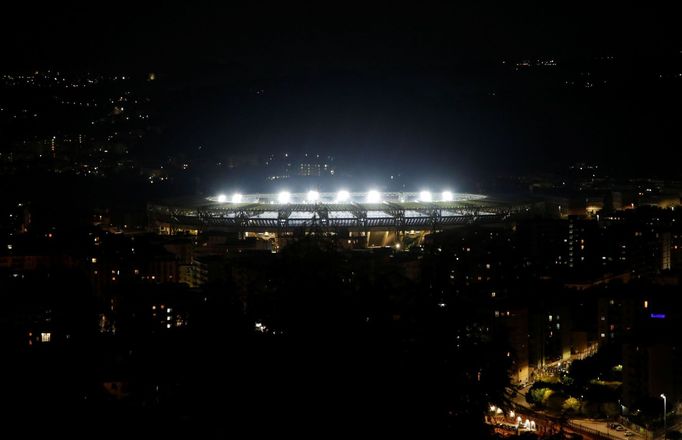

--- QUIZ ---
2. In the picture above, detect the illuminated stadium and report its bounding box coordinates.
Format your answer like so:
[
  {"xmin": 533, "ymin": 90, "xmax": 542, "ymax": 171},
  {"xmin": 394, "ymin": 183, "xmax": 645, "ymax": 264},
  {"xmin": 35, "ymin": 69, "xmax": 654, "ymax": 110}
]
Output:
[{"xmin": 149, "ymin": 190, "xmax": 533, "ymax": 245}]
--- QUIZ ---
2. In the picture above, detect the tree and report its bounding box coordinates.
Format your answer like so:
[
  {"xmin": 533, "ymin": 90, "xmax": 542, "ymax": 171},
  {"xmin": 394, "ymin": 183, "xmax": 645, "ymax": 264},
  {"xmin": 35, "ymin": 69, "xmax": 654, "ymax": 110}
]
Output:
[
  {"xmin": 546, "ymin": 392, "xmax": 566, "ymax": 412},
  {"xmin": 529, "ymin": 388, "xmax": 554, "ymax": 406},
  {"xmin": 667, "ymin": 431, "xmax": 682, "ymax": 440},
  {"xmin": 602, "ymin": 402, "xmax": 620, "ymax": 418},
  {"xmin": 563, "ymin": 397, "xmax": 581, "ymax": 413}
]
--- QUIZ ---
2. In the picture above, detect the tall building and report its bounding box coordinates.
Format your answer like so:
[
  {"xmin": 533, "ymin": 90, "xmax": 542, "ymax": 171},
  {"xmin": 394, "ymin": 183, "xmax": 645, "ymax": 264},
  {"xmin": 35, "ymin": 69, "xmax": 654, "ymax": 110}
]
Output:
[
  {"xmin": 661, "ymin": 231, "xmax": 671, "ymax": 270},
  {"xmin": 298, "ymin": 163, "xmax": 321, "ymax": 176},
  {"xmin": 496, "ymin": 307, "xmax": 530, "ymax": 385},
  {"xmin": 528, "ymin": 305, "xmax": 571, "ymax": 368},
  {"xmin": 621, "ymin": 291, "xmax": 682, "ymax": 409}
]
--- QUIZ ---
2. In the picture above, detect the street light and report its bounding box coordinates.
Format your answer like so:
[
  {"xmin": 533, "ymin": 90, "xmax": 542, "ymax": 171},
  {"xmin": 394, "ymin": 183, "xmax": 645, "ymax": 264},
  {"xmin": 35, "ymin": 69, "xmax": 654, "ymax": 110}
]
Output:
[{"xmin": 661, "ymin": 394, "xmax": 667, "ymax": 440}]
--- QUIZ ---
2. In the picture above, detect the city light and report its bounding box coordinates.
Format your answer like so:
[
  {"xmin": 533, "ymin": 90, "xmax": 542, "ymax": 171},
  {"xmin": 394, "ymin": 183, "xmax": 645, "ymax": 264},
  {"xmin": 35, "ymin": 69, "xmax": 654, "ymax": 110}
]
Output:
[
  {"xmin": 231, "ymin": 193, "xmax": 243, "ymax": 203},
  {"xmin": 306, "ymin": 190, "xmax": 320, "ymax": 203},
  {"xmin": 217, "ymin": 194, "xmax": 227, "ymax": 203},
  {"xmin": 336, "ymin": 190, "xmax": 350, "ymax": 203},
  {"xmin": 661, "ymin": 394, "xmax": 667, "ymax": 440},
  {"xmin": 277, "ymin": 191, "xmax": 291, "ymax": 204},
  {"xmin": 441, "ymin": 190, "xmax": 454, "ymax": 202},
  {"xmin": 419, "ymin": 190, "xmax": 432, "ymax": 202},
  {"xmin": 366, "ymin": 190, "xmax": 381, "ymax": 203}
]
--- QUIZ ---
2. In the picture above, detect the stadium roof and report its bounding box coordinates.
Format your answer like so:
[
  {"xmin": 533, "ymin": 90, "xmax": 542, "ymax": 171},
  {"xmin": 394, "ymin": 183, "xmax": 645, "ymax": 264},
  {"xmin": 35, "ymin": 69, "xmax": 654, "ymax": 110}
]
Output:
[{"xmin": 149, "ymin": 191, "xmax": 535, "ymax": 232}]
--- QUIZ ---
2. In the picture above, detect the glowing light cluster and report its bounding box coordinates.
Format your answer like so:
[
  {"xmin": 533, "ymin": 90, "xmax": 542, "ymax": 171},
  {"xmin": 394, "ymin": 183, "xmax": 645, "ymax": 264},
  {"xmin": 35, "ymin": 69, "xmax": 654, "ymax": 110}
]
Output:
[
  {"xmin": 277, "ymin": 191, "xmax": 291, "ymax": 204},
  {"xmin": 306, "ymin": 190, "xmax": 320, "ymax": 203},
  {"xmin": 366, "ymin": 190, "xmax": 381, "ymax": 203},
  {"xmin": 419, "ymin": 190, "xmax": 432, "ymax": 202},
  {"xmin": 336, "ymin": 190, "xmax": 350, "ymax": 203},
  {"xmin": 215, "ymin": 189, "xmax": 458, "ymax": 204}
]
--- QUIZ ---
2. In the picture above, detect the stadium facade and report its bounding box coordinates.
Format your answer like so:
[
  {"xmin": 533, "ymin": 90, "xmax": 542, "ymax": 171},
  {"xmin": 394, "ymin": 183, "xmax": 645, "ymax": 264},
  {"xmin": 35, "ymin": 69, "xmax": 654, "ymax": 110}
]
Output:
[{"xmin": 148, "ymin": 191, "xmax": 533, "ymax": 248}]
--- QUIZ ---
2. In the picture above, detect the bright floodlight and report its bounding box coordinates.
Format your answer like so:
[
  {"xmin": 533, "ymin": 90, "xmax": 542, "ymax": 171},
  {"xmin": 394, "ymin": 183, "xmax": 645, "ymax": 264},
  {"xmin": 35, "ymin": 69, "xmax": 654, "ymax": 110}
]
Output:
[
  {"xmin": 277, "ymin": 191, "xmax": 291, "ymax": 204},
  {"xmin": 217, "ymin": 194, "xmax": 227, "ymax": 203},
  {"xmin": 336, "ymin": 190, "xmax": 350, "ymax": 203},
  {"xmin": 231, "ymin": 193, "xmax": 243, "ymax": 203},
  {"xmin": 419, "ymin": 190, "xmax": 432, "ymax": 202},
  {"xmin": 441, "ymin": 191, "xmax": 454, "ymax": 202},
  {"xmin": 307, "ymin": 190, "xmax": 320, "ymax": 203},
  {"xmin": 366, "ymin": 190, "xmax": 381, "ymax": 203}
]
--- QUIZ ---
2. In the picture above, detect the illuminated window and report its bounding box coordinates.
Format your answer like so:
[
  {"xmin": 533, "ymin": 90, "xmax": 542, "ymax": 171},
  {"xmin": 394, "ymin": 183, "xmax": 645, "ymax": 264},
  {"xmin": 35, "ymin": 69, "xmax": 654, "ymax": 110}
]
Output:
[{"xmin": 40, "ymin": 332, "xmax": 51, "ymax": 343}]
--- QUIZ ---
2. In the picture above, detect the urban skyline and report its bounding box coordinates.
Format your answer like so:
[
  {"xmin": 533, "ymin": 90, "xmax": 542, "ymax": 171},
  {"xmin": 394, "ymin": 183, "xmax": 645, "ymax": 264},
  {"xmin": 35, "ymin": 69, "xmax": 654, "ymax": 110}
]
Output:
[{"xmin": 1, "ymin": 4, "xmax": 681, "ymax": 439}]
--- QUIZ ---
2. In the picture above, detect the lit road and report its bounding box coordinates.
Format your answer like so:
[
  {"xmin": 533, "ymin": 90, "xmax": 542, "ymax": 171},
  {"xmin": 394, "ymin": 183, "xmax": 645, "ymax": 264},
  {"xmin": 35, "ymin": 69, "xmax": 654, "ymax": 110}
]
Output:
[
  {"xmin": 570, "ymin": 419, "xmax": 644, "ymax": 440},
  {"xmin": 506, "ymin": 387, "xmax": 645, "ymax": 440}
]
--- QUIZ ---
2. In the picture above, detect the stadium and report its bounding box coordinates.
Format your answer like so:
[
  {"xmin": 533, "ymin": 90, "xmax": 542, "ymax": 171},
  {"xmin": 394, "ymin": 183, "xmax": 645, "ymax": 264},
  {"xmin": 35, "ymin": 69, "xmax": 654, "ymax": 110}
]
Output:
[{"xmin": 148, "ymin": 190, "xmax": 534, "ymax": 248}]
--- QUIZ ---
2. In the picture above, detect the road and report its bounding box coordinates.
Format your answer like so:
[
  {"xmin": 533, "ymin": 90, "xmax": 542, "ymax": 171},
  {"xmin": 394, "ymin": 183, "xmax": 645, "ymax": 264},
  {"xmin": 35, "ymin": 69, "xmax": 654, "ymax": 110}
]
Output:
[
  {"xmin": 500, "ymin": 345, "xmax": 672, "ymax": 440},
  {"xmin": 513, "ymin": 408, "xmax": 618, "ymax": 440},
  {"xmin": 506, "ymin": 384, "xmax": 648, "ymax": 440},
  {"xmin": 570, "ymin": 419, "xmax": 645, "ymax": 440}
]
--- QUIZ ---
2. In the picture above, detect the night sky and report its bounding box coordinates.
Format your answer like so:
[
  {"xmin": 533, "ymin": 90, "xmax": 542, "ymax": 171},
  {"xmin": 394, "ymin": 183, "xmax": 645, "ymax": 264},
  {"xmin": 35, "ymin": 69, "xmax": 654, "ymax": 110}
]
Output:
[
  {"xmin": 3, "ymin": 6, "xmax": 682, "ymax": 436},
  {"xmin": 3, "ymin": 3, "xmax": 682, "ymax": 178}
]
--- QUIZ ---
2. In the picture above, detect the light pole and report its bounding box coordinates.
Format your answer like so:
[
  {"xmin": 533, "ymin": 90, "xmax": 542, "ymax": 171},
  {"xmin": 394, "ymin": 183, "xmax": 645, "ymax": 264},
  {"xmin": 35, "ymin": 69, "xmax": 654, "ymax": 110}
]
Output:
[{"xmin": 660, "ymin": 394, "xmax": 666, "ymax": 440}]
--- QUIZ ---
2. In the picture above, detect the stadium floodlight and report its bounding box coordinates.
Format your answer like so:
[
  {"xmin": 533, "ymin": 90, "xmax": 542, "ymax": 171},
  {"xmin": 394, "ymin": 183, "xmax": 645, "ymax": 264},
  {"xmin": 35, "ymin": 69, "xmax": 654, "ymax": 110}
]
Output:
[
  {"xmin": 441, "ymin": 191, "xmax": 454, "ymax": 202},
  {"xmin": 307, "ymin": 190, "xmax": 320, "ymax": 203},
  {"xmin": 217, "ymin": 194, "xmax": 227, "ymax": 203},
  {"xmin": 231, "ymin": 193, "xmax": 243, "ymax": 203},
  {"xmin": 366, "ymin": 190, "xmax": 381, "ymax": 203},
  {"xmin": 419, "ymin": 190, "xmax": 432, "ymax": 202},
  {"xmin": 277, "ymin": 191, "xmax": 291, "ymax": 204},
  {"xmin": 336, "ymin": 190, "xmax": 350, "ymax": 203}
]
